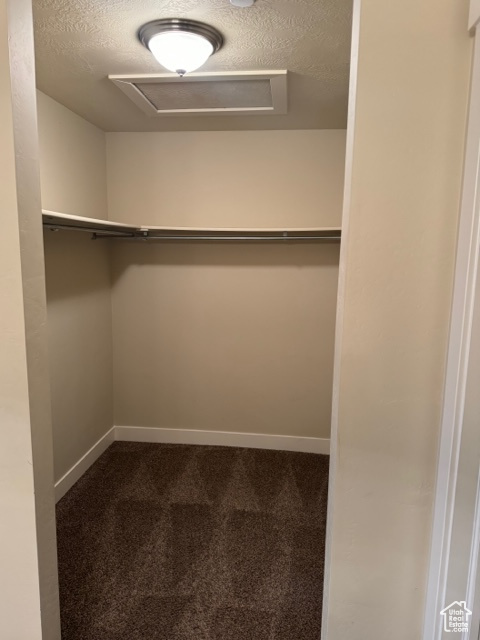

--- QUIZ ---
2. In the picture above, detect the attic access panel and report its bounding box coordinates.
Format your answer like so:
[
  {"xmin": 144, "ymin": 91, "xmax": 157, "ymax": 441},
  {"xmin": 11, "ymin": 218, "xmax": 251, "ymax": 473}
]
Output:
[{"xmin": 109, "ymin": 71, "xmax": 287, "ymax": 117}]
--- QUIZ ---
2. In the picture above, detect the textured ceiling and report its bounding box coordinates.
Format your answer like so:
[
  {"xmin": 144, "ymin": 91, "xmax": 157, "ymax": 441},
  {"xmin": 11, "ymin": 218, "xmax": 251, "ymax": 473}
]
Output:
[{"xmin": 33, "ymin": 0, "xmax": 352, "ymax": 132}]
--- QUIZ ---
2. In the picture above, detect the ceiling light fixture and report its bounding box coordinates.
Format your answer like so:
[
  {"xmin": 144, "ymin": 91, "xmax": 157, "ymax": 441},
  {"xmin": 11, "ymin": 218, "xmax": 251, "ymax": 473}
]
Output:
[
  {"xmin": 138, "ymin": 19, "xmax": 223, "ymax": 77},
  {"xmin": 230, "ymin": 0, "xmax": 256, "ymax": 7}
]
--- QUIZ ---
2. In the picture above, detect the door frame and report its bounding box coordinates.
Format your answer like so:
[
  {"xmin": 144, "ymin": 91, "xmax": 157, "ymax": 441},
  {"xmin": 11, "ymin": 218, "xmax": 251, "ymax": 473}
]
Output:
[{"xmin": 423, "ymin": 8, "xmax": 480, "ymax": 639}]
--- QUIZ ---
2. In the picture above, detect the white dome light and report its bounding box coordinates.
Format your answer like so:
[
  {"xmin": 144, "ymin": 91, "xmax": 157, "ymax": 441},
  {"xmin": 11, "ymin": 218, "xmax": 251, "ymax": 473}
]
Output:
[
  {"xmin": 148, "ymin": 31, "xmax": 214, "ymax": 75},
  {"xmin": 230, "ymin": 0, "xmax": 256, "ymax": 6},
  {"xmin": 139, "ymin": 19, "xmax": 223, "ymax": 77}
]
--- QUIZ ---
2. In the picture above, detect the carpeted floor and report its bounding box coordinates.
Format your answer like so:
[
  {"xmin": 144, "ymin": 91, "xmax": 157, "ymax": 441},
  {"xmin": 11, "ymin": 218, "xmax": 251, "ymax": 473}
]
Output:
[{"xmin": 56, "ymin": 442, "xmax": 329, "ymax": 640}]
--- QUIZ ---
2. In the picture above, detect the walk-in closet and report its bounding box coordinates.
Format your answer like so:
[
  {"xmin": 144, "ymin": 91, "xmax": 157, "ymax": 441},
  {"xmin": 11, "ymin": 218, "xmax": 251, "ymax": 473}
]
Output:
[
  {"xmin": 2, "ymin": 0, "xmax": 472, "ymax": 637},
  {"xmin": 34, "ymin": 0, "xmax": 350, "ymax": 637}
]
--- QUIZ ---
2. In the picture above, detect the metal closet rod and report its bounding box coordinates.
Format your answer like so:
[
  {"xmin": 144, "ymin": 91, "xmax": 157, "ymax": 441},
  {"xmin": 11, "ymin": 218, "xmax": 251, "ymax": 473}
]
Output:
[
  {"xmin": 43, "ymin": 223, "xmax": 341, "ymax": 242},
  {"xmin": 91, "ymin": 233, "xmax": 339, "ymax": 242},
  {"xmin": 44, "ymin": 223, "xmax": 135, "ymax": 237},
  {"xmin": 119, "ymin": 234, "xmax": 341, "ymax": 242},
  {"xmin": 117, "ymin": 233, "xmax": 340, "ymax": 242}
]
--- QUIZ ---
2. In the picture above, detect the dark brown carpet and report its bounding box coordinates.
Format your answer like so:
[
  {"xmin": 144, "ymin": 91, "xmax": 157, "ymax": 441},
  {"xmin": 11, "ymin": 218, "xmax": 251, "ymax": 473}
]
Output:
[{"xmin": 56, "ymin": 442, "xmax": 329, "ymax": 640}]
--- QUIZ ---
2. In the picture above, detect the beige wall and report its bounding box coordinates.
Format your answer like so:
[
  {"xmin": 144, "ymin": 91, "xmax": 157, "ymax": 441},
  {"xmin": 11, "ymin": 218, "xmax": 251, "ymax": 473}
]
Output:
[
  {"xmin": 37, "ymin": 90, "xmax": 108, "ymax": 219},
  {"xmin": 0, "ymin": 1, "xmax": 59, "ymax": 637},
  {"xmin": 37, "ymin": 92, "xmax": 113, "ymax": 482},
  {"xmin": 43, "ymin": 232, "xmax": 114, "ymax": 481},
  {"xmin": 324, "ymin": 0, "xmax": 472, "ymax": 637},
  {"xmin": 106, "ymin": 130, "xmax": 346, "ymax": 228},
  {"xmin": 111, "ymin": 242, "xmax": 339, "ymax": 438},
  {"xmin": 108, "ymin": 131, "xmax": 345, "ymax": 439}
]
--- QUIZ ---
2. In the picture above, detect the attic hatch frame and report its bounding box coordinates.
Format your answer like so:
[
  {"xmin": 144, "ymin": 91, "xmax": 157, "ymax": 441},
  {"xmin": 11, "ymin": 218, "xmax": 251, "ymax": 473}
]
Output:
[{"xmin": 108, "ymin": 70, "xmax": 288, "ymax": 117}]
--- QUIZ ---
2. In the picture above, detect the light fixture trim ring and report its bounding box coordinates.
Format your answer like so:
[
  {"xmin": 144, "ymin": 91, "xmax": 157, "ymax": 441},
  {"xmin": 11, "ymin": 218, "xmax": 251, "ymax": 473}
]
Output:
[{"xmin": 138, "ymin": 18, "xmax": 224, "ymax": 54}]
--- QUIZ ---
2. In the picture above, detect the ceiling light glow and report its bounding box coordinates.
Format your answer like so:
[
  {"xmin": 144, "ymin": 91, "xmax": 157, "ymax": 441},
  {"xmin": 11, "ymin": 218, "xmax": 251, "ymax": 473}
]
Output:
[
  {"xmin": 148, "ymin": 32, "xmax": 213, "ymax": 75},
  {"xmin": 230, "ymin": 0, "xmax": 256, "ymax": 7}
]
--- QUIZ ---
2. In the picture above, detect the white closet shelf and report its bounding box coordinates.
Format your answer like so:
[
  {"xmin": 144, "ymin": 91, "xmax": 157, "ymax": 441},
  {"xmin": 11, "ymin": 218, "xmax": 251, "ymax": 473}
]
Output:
[
  {"xmin": 42, "ymin": 210, "xmax": 139, "ymax": 236},
  {"xmin": 42, "ymin": 210, "xmax": 341, "ymax": 242}
]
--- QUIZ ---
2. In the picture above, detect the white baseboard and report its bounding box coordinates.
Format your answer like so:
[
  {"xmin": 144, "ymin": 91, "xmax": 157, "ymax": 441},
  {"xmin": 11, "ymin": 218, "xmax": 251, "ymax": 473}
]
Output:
[
  {"xmin": 54, "ymin": 427, "xmax": 115, "ymax": 503},
  {"xmin": 54, "ymin": 426, "xmax": 329, "ymax": 502},
  {"xmin": 114, "ymin": 426, "xmax": 330, "ymax": 455}
]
